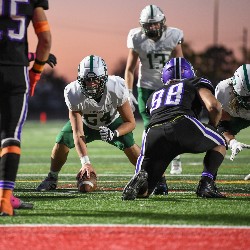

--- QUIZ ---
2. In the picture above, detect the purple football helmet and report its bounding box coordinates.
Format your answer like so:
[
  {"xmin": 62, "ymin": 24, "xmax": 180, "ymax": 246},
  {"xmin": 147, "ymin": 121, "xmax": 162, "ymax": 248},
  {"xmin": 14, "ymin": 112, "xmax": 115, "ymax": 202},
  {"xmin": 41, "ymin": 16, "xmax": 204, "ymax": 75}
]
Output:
[{"xmin": 161, "ymin": 57, "xmax": 196, "ymax": 84}]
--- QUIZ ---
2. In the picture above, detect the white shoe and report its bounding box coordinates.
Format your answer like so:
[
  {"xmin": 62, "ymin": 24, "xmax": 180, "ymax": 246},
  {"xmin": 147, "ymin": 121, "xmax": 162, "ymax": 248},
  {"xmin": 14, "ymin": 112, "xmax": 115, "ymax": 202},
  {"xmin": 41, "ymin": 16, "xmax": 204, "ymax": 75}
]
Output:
[
  {"xmin": 170, "ymin": 156, "xmax": 182, "ymax": 175},
  {"xmin": 244, "ymin": 174, "xmax": 250, "ymax": 181}
]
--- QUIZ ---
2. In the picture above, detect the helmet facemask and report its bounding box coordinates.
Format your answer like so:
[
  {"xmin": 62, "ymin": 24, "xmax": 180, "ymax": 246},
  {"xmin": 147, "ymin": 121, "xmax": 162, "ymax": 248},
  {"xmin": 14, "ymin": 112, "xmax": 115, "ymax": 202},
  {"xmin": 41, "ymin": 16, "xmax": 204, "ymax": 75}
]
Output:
[
  {"xmin": 141, "ymin": 20, "xmax": 165, "ymax": 39},
  {"xmin": 77, "ymin": 55, "xmax": 108, "ymax": 100},
  {"xmin": 139, "ymin": 5, "xmax": 166, "ymax": 39}
]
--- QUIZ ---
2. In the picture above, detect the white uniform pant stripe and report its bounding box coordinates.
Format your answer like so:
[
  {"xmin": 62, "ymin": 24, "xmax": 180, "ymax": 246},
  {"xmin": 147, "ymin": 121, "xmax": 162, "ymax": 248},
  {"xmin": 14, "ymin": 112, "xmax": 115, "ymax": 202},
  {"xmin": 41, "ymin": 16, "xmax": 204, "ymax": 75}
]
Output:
[{"xmin": 184, "ymin": 115, "xmax": 226, "ymax": 146}]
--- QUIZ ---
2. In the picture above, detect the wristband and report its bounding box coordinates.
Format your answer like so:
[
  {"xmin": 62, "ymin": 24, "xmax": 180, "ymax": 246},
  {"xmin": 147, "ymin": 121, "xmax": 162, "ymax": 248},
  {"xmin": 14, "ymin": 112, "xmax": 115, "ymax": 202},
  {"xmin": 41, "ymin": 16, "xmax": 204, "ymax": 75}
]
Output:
[
  {"xmin": 32, "ymin": 59, "xmax": 46, "ymax": 73},
  {"xmin": 80, "ymin": 155, "xmax": 90, "ymax": 165},
  {"xmin": 28, "ymin": 52, "xmax": 36, "ymax": 62},
  {"xmin": 114, "ymin": 130, "xmax": 119, "ymax": 138}
]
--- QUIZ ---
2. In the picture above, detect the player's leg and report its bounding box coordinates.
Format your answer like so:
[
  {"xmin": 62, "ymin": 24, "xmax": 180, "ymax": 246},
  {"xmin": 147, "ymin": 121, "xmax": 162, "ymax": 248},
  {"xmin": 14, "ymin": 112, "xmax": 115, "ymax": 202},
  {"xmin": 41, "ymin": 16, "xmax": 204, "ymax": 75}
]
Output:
[
  {"xmin": 196, "ymin": 145, "xmax": 226, "ymax": 198},
  {"xmin": 138, "ymin": 87, "xmax": 176, "ymax": 192},
  {"xmin": 124, "ymin": 144, "xmax": 141, "ymax": 166},
  {"xmin": 107, "ymin": 116, "xmax": 140, "ymax": 166},
  {"xmin": 176, "ymin": 116, "xmax": 227, "ymax": 198},
  {"xmin": 0, "ymin": 66, "xmax": 28, "ymax": 215},
  {"xmin": 36, "ymin": 120, "xmax": 73, "ymax": 191},
  {"xmin": 122, "ymin": 125, "xmax": 173, "ymax": 200}
]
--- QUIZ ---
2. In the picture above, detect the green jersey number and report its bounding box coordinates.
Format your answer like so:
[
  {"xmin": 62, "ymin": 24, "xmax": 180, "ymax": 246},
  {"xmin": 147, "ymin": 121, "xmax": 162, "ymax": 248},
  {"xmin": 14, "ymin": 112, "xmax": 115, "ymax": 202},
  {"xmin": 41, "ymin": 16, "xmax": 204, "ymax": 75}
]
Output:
[
  {"xmin": 147, "ymin": 53, "xmax": 167, "ymax": 69},
  {"xmin": 84, "ymin": 112, "xmax": 111, "ymax": 126}
]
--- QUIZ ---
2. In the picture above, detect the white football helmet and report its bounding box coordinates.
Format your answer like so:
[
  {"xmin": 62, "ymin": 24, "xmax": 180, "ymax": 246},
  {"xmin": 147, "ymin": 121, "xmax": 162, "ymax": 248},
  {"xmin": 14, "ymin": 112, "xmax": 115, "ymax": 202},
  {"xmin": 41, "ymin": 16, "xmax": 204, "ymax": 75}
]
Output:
[
  {"xmin": 139, "ymin": 5, "xmax": 166, "ymax": 39},
  {"xmin": 232, "ymin": 64, "xmax": 250, "ymax": 109},
  {"xmin": 78, "ymin": 55, "xmax": 108, "ymax": 99}
]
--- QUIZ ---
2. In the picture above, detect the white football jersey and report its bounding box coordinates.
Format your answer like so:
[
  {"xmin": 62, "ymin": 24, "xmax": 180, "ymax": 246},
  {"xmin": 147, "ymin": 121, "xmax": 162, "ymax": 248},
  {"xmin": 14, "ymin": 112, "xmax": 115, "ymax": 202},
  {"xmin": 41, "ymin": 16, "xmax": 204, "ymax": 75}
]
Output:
[
  {"xmin": 64, "ymin": 75, "xmax": 129, "ymax": 129},
  {"xmin": 127, "ymin": 27, "xmax": 184, "ymax": 90},
  {"xmin": 215, "ymin": 78, "xmax": 250, "ymax": 120}
]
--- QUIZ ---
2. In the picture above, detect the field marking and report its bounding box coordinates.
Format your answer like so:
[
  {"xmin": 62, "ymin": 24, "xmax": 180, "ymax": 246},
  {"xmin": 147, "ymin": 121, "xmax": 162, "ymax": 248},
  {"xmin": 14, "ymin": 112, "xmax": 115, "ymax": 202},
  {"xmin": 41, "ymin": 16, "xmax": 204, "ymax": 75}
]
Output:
[
  {"xmin": 16, "ymin": 173, "xmax": 248, "ymax": 177},
  {"xmin": 1, "ymin": 224, "xmax": 250, "ymax": 228}
]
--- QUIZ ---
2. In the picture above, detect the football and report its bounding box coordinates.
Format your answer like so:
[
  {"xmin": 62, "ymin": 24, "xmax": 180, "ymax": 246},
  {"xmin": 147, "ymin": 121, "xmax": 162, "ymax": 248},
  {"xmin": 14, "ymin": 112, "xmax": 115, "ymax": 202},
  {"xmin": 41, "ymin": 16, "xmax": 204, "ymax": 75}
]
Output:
[{"xmin": 77, "ymin": 172, "xmax": 97, "ymax": 193}]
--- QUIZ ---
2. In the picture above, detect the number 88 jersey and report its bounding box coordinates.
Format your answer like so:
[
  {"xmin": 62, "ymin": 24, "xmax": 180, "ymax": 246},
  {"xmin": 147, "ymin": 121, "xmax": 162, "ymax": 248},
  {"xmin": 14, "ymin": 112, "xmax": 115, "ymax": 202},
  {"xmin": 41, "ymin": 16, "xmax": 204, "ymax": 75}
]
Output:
[{"xmin": 146, "ymin": 77, "xmax": 214, "ymax": 128}]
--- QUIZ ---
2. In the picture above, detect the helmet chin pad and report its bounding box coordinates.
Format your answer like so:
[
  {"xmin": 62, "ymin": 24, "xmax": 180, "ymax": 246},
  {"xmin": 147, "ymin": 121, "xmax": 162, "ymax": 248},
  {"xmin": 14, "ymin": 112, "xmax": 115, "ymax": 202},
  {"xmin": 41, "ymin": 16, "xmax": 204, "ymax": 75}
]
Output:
[{"xmin": 143, "ymin": 26, "xmax": 163, "ymax": 38}]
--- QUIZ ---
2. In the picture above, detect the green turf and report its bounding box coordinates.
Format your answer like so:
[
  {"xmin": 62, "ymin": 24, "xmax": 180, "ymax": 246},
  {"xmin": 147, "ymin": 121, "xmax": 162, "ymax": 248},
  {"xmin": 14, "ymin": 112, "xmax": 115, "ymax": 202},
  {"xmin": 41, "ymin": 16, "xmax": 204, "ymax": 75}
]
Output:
[{"xmin": 2, "ymin": 120, "xmax": 250, "ymax": 225}]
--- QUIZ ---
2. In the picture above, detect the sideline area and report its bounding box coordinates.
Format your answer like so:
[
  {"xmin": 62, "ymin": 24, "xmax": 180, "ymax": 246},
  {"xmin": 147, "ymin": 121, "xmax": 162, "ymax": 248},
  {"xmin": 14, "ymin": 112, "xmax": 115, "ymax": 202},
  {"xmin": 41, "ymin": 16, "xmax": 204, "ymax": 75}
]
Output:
[{"xmin": 1, "ymin": 225, "xmax": 250, "ymax": 250}]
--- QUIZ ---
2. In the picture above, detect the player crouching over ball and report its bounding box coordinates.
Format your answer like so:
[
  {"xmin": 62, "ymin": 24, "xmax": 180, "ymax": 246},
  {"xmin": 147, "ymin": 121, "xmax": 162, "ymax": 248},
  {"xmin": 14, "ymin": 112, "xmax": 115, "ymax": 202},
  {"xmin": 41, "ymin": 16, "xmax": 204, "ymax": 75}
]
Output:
[{"xmin": 76, "ymin": 163, "xmax": 97, "ymax": 193}]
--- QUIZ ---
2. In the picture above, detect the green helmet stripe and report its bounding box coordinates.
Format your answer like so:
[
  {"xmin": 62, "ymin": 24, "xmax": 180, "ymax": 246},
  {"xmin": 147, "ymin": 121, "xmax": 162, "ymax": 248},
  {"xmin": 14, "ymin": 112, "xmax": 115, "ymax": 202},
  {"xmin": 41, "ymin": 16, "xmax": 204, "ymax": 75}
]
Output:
[
  {"xmin": 150, "ymin": 5, "xmax": 153, "ymax": 18},
  {"xmin": 243, "ymin": 64, "xmax": 250, "ymax": 91},
  {"xmin": 89, "ymin": 55, "xmax": 94, "ymax": 71}
]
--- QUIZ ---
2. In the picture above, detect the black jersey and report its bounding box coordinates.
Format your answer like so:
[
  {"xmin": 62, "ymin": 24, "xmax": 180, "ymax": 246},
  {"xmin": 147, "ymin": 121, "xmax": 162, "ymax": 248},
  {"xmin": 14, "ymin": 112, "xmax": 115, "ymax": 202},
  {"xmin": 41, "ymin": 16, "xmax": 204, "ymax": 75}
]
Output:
[
  {"xmin": 0, "ymin": 0, "xmax": 48, "ymax": 66},
  {"xmin": 146, "ymin": 77, "xmax": 214, "ymax": 128}
]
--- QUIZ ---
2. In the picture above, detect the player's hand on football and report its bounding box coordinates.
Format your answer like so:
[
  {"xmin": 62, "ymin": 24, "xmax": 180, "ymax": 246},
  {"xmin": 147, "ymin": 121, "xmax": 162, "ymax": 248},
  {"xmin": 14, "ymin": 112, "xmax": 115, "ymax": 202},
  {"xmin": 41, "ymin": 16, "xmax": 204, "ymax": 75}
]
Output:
[
  {"xmin": 99, "ymin": 126, "xmax": 115, "ymax": 142},
  {"xmin": 77, "ymin": 164, "xmax": 96, "ymax": 179},
  {"xmin": 46, "ymin": 53, "xmax": 57, "ymax": 68},
  {"xmin": 128, "ymin": 89, "xmax": 138, "ymax": 112},
  {"xmin": 229, "ymin": 139, "xmax": 250, "ymax": 161},
  {"xmin": 29, "ymin": 69, "xmax": 41, "ymax": 96}
]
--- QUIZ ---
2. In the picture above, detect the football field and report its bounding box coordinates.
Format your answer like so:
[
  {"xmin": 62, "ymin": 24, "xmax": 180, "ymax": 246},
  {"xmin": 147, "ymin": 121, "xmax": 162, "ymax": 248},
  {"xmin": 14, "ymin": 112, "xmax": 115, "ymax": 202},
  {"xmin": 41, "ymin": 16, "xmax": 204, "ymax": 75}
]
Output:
[{"xmin": 1, "ymin": 120, "xmax": 250, "ymax": 249}]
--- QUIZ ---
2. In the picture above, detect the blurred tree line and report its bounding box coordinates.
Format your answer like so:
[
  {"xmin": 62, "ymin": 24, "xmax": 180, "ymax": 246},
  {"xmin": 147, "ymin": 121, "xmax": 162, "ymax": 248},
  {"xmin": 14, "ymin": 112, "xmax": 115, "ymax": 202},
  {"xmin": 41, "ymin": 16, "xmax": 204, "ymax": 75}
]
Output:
[{"xmin": 28, "ymin": 43, "xmax": 250, "ymax": 120}]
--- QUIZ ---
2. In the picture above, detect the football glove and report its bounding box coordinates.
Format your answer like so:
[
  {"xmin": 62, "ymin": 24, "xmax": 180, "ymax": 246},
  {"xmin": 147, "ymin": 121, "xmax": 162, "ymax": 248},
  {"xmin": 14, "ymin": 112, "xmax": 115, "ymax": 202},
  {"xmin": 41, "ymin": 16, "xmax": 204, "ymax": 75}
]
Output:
[
  {"xmin": 47, "ymin": 53, "xmax": 57, "ymax": 68},
  {"xmin": 28, "ymin": 53, "xmax": 57, "ymax": 68},
  {"xmin": 29, "ymin": 69, "xmax": 41, "ymax": 97},
  {"xmin": 128, "ymin": 89, "xmax": 138, "ymax": 112},
  {"xmin": 99, "ymin": 126, "xmax": 118, "ymax": 142},
  {"xmin": 229, "ymin": 139, "xmax": 250, "ymax": 161}
]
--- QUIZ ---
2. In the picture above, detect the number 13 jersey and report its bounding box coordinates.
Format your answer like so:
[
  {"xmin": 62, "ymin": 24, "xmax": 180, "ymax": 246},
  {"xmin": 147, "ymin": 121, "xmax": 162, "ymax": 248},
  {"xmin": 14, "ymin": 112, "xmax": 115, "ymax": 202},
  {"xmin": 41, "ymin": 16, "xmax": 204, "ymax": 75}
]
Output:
[{"xmin": 127, "ymin": 27, "xmax": 184, "ymax": 90}]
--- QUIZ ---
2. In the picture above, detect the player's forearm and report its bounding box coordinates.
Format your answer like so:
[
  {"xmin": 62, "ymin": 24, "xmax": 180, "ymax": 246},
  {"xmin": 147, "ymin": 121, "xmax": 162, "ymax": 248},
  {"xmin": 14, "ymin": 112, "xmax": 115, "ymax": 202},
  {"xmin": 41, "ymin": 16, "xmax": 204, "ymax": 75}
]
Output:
[
  {"xmin": 124, "ymin": 70, "xmax": 134, "ymax": 90},
  {"xmin": 208, "ymin": 108, "xmax": 222, "ymax": 127},
  {"xmin": 116, "ymin": 121, "xmax": 136, "ymax": 137},
  {"xmin": 73, "ymin": 134, "xmax": 88, "ymax": 158},
  {"xmin": 222, "ymin": 131, "xmax": 235, "ymax": 144},
  {"xmin": 35, "ymin": 31, "xmax": 51, "ymax": 62}
]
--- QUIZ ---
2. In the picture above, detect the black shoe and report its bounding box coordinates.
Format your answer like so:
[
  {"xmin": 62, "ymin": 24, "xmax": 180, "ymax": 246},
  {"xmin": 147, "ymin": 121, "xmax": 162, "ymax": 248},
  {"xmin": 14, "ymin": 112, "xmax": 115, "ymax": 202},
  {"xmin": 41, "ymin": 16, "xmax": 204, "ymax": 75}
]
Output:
[
  {"xmin": 153, "ymin": 176, "xmax": 168, "ymax": 195},
  {"xmin": 122, "ymin": 170, "xmax": 148, "ymax": 200},
  {"xmin": 196, "ymin": 176, "xmax": 226, "ymax": 198}
]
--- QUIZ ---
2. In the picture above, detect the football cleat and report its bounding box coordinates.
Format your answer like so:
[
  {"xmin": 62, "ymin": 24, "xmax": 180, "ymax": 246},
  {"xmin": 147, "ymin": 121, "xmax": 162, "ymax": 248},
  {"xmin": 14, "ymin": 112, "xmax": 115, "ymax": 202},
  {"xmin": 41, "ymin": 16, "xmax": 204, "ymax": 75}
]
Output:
[
  {"xmin": 10, "ymin": 195, "xmax": 33, "ymax": 209},
  {"xmin": 170, "ymin": 156, "xmax": 182, "ymax": 175},
  {"xmin": 0, "ymin": 212, "xmax": 12, "ymax": 216},
  {"xmin": 196, "ymin": 176, "xmax": 226, "ymax": 198},
  {"xmin": 122, "ymin": 170, "xmax": 148, "ymax": 200},
  {"xmin": 244, "ymin": 174, "xmax": 250, "ymax": 181},
  {"xmin": 153, "ymin": 176, "xmax": 168, "ymax": 195},
  {"xmin": 36, "ymin": 173, "xmax": 58, "ymax": 191}
]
